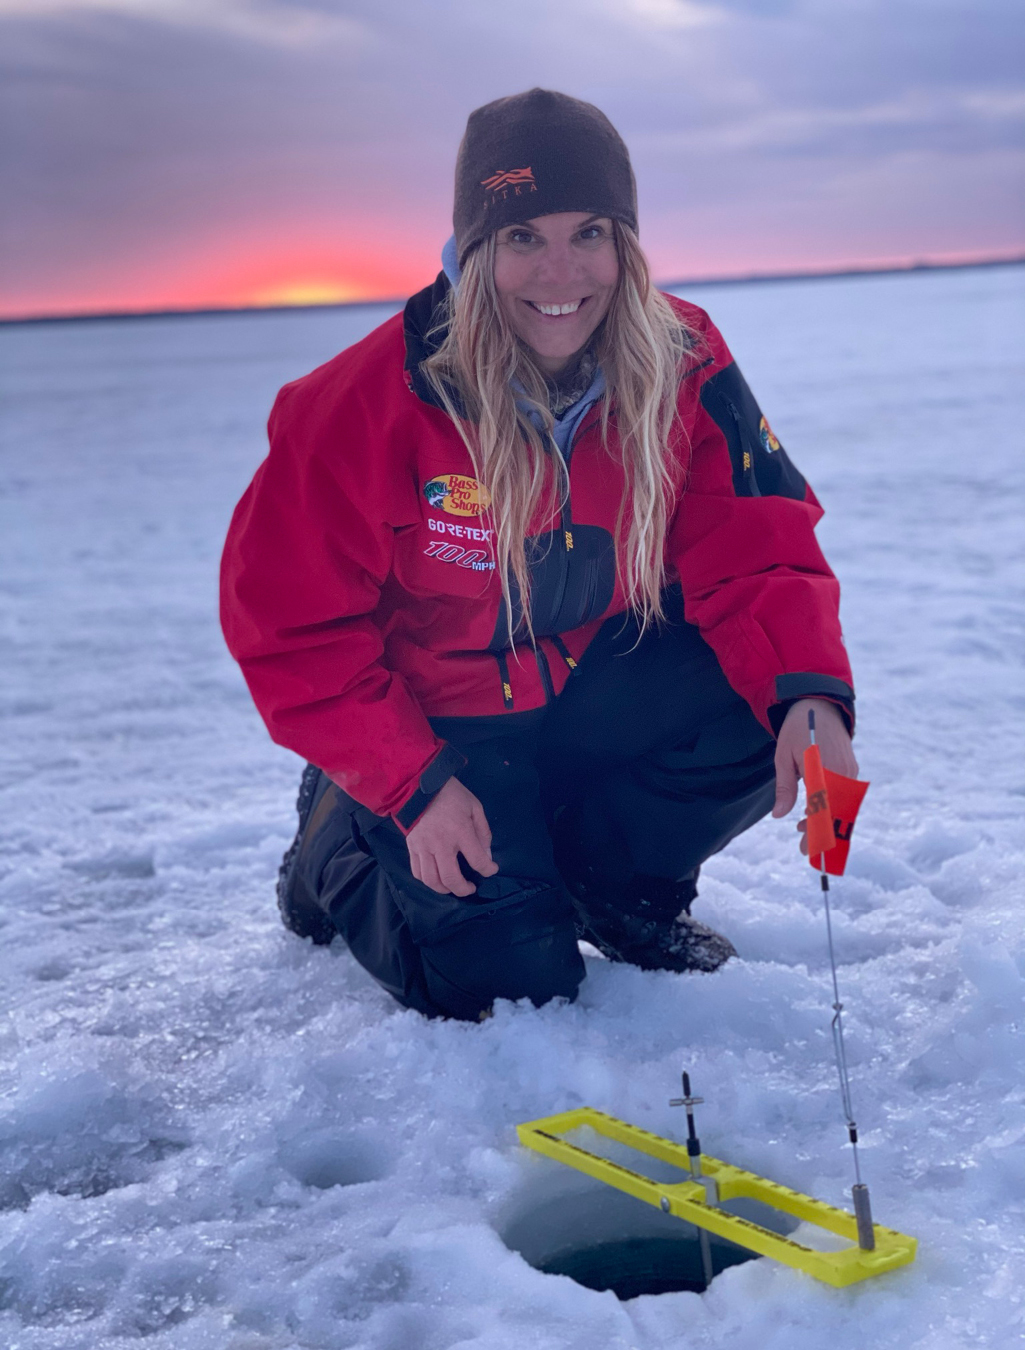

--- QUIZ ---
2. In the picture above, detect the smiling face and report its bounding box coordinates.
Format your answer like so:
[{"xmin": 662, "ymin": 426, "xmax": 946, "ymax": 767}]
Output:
[{"xmin": 491, "ymin": 212, "xmax": 620, "ymax": 375}]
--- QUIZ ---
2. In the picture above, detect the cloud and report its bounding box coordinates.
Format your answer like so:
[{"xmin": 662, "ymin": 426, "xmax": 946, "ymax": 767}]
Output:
[
  {"xmin": 1, "ymin": 0, "xmax": 1022, "ymax": 313},
  {"xmin": 0, "ymin": 0, "xmax": 370, "ymax": 48}
]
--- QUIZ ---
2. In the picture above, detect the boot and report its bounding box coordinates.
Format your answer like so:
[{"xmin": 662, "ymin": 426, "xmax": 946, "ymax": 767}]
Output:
[
  {"xmin": 276, "ymin": 763, "xmax": 337, "ymax": 946},
  {"xmin": 571, "ymin": 870, "xmax": 737, "ymax": 975}
]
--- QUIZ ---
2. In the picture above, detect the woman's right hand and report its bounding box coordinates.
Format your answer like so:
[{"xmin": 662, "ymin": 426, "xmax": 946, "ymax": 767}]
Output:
[{"xmin": 404, "ymin": 777, "xmax": 498, "ymax": 896}]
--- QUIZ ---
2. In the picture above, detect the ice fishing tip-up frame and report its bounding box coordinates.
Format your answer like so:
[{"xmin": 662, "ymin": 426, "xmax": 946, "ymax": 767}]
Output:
[{"xmin": 517, "ymin": 1107, "xmax": 917, "ymax": 1288}]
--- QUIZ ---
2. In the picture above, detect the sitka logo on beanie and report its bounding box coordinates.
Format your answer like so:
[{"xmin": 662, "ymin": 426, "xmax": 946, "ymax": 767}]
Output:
[
  {"xmin": 480, "ymin": 167, "xmax": 537, "ymax": 200},
  {"xmin": 454, "ymin": 88, "xmax": 638, "ymax": 267}
]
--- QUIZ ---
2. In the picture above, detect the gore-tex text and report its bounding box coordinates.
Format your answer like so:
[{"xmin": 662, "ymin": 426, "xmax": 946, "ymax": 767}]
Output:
[{"xmin": 427, "ymin": 517, "xmax": 493, "ymax": 542}]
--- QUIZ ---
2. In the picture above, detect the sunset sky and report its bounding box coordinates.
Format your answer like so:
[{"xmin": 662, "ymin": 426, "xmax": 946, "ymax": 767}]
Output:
[{"xmin": 2, "ymin": 0, "xmax": 1023, "ymax": 319}]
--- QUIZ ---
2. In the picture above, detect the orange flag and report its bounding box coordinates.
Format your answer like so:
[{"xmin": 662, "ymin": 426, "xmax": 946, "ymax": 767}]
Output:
[
  {"xmin": 812, "ymin": 769, "xmax": 870, "ymax": 876},
  {"xmin": 803, "ymin": 743, "xmax": 836, "ymax": 858},
  {"xmin": 802, "ymin": 745, "xmax": 871, "ymax": 875}
]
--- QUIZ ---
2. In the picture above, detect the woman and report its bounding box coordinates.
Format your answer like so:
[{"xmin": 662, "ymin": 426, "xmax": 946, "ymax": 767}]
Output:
[{"xmin": 220, "ymin": 89, "xmax": 857, "ymax": 1021}]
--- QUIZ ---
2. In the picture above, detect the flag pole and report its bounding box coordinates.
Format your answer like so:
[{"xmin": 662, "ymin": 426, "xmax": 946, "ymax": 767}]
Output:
[{"xmin": 807, "ymin": 709, "xmax": 875, "ymax": 1252}]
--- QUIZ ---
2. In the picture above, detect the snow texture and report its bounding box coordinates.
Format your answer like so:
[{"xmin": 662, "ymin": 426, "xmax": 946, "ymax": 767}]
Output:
[{"xmin": 1, "ymin": 264, "xmax": 1023, "ymax": 1349}]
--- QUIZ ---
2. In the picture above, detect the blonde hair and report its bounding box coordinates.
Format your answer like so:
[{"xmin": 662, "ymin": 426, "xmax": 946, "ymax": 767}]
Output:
[{"xmin": 423, "ymin": 221, "xmax": 698, "ymax": 642}]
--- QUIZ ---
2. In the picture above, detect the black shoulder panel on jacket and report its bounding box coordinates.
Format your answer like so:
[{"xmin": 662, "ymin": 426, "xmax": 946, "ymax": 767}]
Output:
[
  {"xmin": 403, "ymin": 272, "xmax": 463, "ymax": 413},
  {"xmin": 699, "ymin": 363, "xmax": 808, "ymax": 500}
]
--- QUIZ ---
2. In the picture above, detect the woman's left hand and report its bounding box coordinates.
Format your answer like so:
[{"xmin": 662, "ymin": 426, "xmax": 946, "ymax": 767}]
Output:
[{"xmin": 771, "ymin": 698, "xmax": 858, "ymax": 852}]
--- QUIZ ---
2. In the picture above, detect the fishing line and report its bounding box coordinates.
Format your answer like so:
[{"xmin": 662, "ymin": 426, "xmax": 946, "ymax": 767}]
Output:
[{"xmin": 808, "ymin": 709, "xmax": 874, "ymax": 1249}]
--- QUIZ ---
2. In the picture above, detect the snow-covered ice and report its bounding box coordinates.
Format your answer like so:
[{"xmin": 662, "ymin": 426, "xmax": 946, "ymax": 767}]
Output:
[{"xmin": 1, "ymin": 264, "xmax": 1023, "ymax": 1349}]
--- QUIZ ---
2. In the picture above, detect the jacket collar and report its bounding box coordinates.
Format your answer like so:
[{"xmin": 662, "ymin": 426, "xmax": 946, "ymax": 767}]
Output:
[{"xmin": 402, "ymin": 271, "xmax": 458, "ymax": 412}]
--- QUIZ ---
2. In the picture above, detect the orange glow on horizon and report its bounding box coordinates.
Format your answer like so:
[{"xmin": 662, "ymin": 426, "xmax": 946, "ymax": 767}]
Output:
[
  {"xmin": 0, "ymin": 235, "xmax": 438, "ymax": 320},
  {"xmin": 2, "ymin": 237, "xmax": 1021, "ymax": 322},
  {"xmin": 209, "ymin": 242, "xmax": 428, "ymax": 310},
  {"xmin": 247, "ymin": 279, "xmax": 369, "ymax": 308}
]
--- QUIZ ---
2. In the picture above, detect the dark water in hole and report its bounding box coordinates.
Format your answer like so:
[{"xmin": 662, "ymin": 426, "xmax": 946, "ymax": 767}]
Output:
[
  {"xmin": 501, "ymin": 1155, "xmax": 796, "ymax": 1301},
  {"xmin": 538, "ymin": 1234, "xmax": 756, "ymax": 1300}
]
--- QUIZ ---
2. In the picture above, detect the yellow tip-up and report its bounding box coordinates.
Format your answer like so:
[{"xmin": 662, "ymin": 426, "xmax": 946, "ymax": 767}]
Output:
[{"xmin": 517, "ymin": 1107, "xmax": 916, "ymax": 1289}]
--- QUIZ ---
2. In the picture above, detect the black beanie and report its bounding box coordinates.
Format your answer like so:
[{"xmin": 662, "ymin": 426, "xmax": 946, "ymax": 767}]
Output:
[{"xmin": 453, "ymin": 88, "xmax": 638, "ymax": 267}]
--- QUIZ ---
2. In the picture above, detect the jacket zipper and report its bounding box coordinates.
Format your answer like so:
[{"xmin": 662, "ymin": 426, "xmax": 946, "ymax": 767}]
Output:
[
  {"xmin": 545, "ymin": 497, "xmax": 573, "ymax": 627},
  {"xmin": 534, "ymin": 643, "xmax": 556, "ymax": 704},
  {"xmin": 550, "ymin": 633, "xmax": 577, "ymax": 672},
  {"xmin": 495, "ymin": 651, "xmax": 514, "ymax": 711},
  {"xmin": 725, "ymin": 398, "xmax": 760, "ymax": 496},
  {"xmin": 546, "ymin": 420, "xmax": 586, "ymax": 629},
  {"xmin": 528, "ymin": 412, "xmax": 593, "ymax": 702}
]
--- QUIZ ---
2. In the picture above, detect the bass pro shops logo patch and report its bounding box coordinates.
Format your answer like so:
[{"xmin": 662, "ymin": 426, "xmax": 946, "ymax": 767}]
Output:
[
  {"xmin": 423, "ymin": 474, "xmax": 492, "ymax": 517},
  {"xmin": 759, "ymin": 416, "xmax": 782, "ymax": 453}
]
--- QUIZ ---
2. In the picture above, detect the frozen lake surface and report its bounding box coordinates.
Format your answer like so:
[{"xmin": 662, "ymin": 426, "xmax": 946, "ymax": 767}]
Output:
[{"xmin": 1, "ymin": 264, "xmax": 1023, "ymax": 1348}]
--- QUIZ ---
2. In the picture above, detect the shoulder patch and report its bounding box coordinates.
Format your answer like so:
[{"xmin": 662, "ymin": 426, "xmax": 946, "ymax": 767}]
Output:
[{"xmin": 759, "ymin": 416, "xmax": 781, "ymax": 453}]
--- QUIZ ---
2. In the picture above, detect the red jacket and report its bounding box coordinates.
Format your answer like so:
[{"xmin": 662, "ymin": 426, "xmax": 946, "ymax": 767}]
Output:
[{"xmin": 220, "ymin": 277, "xmax": 854, "ymax": 829}]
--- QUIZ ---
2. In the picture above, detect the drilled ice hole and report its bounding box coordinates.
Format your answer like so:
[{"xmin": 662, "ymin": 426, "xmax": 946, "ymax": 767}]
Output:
[{"xmin": 499, "ymin": 1128, "xmax": 799, "ymax": 1299}]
